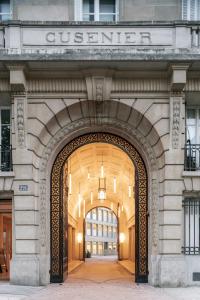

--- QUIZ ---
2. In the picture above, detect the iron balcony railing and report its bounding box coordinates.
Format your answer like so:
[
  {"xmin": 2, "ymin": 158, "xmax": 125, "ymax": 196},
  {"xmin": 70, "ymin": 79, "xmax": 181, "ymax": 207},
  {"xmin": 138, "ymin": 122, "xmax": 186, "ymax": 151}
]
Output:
[
  {"xmin": 184, "ymin": 143, "xmax": 200, "ymax": 171},
  {"xmin": 0, "ymin": 145, "xmax": 12, "ymax": 172}
]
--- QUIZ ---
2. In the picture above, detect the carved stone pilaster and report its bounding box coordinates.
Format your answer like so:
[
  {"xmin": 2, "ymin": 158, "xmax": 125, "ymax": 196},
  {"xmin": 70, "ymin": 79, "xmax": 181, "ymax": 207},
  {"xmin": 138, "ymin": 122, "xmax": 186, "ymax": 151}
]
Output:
[
  {"xmin": 13, "ymin": 92, "xmax": 27, "ymax": 149},
  {"xmin": 169, "ymin": 64, "xmax": 188, "ymax": 150},
  {"xmin": 170, "ymin": 93, "xmax": 183, "ymax": 150}
]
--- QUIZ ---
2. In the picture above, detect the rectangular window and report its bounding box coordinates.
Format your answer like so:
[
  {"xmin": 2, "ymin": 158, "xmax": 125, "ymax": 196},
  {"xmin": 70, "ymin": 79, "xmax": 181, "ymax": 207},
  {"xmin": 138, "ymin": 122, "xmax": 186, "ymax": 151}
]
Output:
[
  {"xmin": 185, "ymin": 108, "xmax": 200, "ymax": 170},
  {"xmin": 86, "ymin": 211, "xmax": 92, "ymax": 219},
  {"xmin": 103, "ymin": 210, "xmax": 107, "ymax": 222},
  {"xmin": 92, "ymin": 242, "xmax": 97, "ymax": 254},
  {"xmin": 98, "ymin": 209, "xmax": 102, "ymax": 221},
  {"xmin": 81, "ymin": 0, "xmax": 118, "ymax": 21},
  {"xmin": 86, "ymin": 223, "xmax": 91, "ymax": 236},
  {"xmin": 103, "ymin": 225, "xmax": 107, "ymax": 237},
  {"xmin": 108, "ymin": 212, "xmax": 112, "ymax": 223},
  {"xmin": 86, "ymin": 241, "xmax": 91, "ymax": 252},
  {"xmin": 0, "ymin": 0, "xmax": 11, "ymax": 21},
  {"xmin": 182, "ymin": 0, "xmax": 200, "ymax": 20},
  {"xmin": 92, "ymin": 223, "xmax": 97, "ymax": 236},
  {"xmin": 98, "ymin": 224, "xmax": 102, "ymax": 236},
  {"xmin": 108, "ymin": 226, "xmax": 112, "ymax": 238},
  {"xmin": 0, "ymin": 109, "xmax": 11, "ymax": 171},
  {"xmin": 183, "ymin": 198, "xmax": 200, "ymax": 255},
  {"xmin": 113, "ymin": 226, "xmax": 117, "ymax": 238},
  {"xmin": 92, "ymin": 208, "xmax": 97, "ymax": 220},
  {"xmin": 98, "ymin": 242, "xmax": 103, "ymax": 255}
]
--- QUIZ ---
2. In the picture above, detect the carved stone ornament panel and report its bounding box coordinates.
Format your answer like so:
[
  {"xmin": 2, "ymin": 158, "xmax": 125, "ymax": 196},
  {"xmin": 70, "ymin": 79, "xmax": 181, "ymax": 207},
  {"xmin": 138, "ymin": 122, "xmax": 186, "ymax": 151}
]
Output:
[
  {"xmin": 15, "ymin": 96, "xmax": 26, "ymax": 149},
  {"xmin": 170, "ymin": 94, "xmax": 182, "ymax": 150}
]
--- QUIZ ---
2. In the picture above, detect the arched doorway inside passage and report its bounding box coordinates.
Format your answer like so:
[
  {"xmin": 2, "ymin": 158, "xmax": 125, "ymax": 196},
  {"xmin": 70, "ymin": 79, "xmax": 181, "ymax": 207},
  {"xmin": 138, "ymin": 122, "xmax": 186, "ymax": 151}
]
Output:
[{"xmin": 50, "ymin": 132, "xmax": 148, "ymax": 284}]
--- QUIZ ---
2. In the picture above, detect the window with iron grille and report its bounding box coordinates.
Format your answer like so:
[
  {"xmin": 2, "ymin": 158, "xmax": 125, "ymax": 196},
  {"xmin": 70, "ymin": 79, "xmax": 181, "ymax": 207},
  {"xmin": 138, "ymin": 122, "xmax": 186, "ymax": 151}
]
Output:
[
  {"xmin": 182, "ymin": 0, "xmax": 200, "ymax": 20},
  {"xmin": 183, "ymin": 198, "xmax": 200, "ymax": 255},
  {"xmin": 0, "ymin": 0, "xmax": 11, "ymax": 21}
]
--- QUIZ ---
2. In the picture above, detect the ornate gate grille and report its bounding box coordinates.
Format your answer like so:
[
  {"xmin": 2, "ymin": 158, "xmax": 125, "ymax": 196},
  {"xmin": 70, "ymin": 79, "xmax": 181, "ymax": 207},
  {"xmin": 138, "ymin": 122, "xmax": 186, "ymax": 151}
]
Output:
[{"xmin": 50, "ymin": 133, "xmax": 148, "ymax": 283}]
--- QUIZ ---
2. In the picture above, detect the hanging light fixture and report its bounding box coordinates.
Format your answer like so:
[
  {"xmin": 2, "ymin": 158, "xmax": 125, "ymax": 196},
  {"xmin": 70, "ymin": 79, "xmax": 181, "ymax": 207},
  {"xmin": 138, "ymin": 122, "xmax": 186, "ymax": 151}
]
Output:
[
  {"xmin": 113, "ymin": 177, "xmax": 117, "ymax": 193},
  {"xmin": 101, "ymin": 164, "xmax": 104, "ymax": 178},
  {"xmin": 98, "ymin": 153, "xmax": 106, "ymax": 201},
  {"xmin": 98, "ymin": 177, "xmax": 106, "ymax": 201}
]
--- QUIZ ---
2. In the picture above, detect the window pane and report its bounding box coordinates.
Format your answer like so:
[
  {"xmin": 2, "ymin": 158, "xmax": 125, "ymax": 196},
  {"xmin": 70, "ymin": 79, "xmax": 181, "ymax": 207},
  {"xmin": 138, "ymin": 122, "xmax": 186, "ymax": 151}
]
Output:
[
  {"xmin": 98, "ymin": 224, "xmax": 102, "ymax": 236},
  {"xmin": 92, "ymin": 209, "xmax": 97, "ymax": 220},
  {"xmin": 83, "ymin": 14, "xmax": 95, "ymax": 21},
  {"xmin": 92, "ymin": 223, "xmax": 97, "ymax": 236},
  {"xmin": 83, "ymin": 0, "xmax": 94, "ymax": 14},
  {"xmin": 86, "ymin": 223, "xmax": 91, "ymax": 236},
  {"xmin": 187, "ymin": 109, "xmax": 196, "ymax": 126},
  {"xmin": 103, "ymin": 210, "xmax": 107, "ymax": 222},
  {"xmin": 98, "ymin": 242, "xmax": 103, "ymax": 255},
  {"xmin": 99, "ymin": 14, "xmax": 115, "ymax": 21},
  {"xmin": 1, "ymin": 110, "xmax": 10, "ymax": 125},
  {"xmin": 1, "ymin": 110, "xmax": 10, "ymax": 147},
  {"xmin": 187, "ymin": 126, "xmax": 196, "ymax": 144},
  {"xmin": 0, "ymin": 0, "xmax": 10, "ymax": 21},
  {"xmin": 98, "ymin": 209, "xmax": 102, "ymax": 221},
  {"xmin": 100, "ymin": 0, "xmax": 115, "ymax": 13}
]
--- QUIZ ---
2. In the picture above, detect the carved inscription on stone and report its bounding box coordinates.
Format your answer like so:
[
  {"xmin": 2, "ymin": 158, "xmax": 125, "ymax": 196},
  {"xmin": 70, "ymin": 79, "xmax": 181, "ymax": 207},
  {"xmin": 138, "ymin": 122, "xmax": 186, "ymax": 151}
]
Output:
[
  {"xmin": 45, "ymin": 31, "xmax": 152, "ymax": 45},
  {"xmin": 22, "ymin": 27, "xmax": 173, "ymax": 47}
]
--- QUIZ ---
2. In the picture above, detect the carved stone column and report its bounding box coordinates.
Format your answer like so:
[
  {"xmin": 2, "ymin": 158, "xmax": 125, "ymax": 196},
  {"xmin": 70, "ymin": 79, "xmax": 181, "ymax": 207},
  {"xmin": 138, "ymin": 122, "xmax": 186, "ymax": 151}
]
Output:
[{"xmin": 157, "ymin": 64, "xmax": 189, "ymax": 287}]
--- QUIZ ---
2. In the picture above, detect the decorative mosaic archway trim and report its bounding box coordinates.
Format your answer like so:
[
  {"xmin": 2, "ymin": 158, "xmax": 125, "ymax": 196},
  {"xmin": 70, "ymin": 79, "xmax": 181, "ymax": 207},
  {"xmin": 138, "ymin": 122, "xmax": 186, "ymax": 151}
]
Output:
[{"xmin": 50, "ymin": 133, "xmax": 148, "ymax": 283}]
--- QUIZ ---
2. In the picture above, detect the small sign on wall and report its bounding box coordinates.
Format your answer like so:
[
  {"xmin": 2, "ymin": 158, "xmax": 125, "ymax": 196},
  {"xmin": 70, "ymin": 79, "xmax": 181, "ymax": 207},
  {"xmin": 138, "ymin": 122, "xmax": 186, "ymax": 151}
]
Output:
[{"xmin": 19, "ymin": 185, "xmax": 28, "ymax": 192}]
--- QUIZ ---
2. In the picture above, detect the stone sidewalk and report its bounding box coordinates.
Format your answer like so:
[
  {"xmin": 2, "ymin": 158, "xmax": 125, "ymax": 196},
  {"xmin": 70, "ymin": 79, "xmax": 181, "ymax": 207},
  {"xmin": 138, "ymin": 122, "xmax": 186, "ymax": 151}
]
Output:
[{"xmin": 0, "ymin": 258, "xmax": 200, "ymax": 300}]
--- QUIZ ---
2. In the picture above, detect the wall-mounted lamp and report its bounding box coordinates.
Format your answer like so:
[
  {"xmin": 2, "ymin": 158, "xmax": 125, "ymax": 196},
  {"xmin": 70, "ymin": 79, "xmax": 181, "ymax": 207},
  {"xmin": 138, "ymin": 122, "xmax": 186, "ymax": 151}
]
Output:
[
  {"xmin": 119, "ymin": 232, "xmax": 125, "ymax": 243},
  {"xmin": 77, "ymin": 233, "xmax": 83, "ymax": 244}
]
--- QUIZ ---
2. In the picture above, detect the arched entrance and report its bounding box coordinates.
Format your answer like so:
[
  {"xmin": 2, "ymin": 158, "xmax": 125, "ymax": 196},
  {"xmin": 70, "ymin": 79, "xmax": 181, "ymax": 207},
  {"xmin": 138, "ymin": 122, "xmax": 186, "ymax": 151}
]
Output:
[{"xmin": 50, "ymin": 133, "xmax": 148, "ymax": 283}]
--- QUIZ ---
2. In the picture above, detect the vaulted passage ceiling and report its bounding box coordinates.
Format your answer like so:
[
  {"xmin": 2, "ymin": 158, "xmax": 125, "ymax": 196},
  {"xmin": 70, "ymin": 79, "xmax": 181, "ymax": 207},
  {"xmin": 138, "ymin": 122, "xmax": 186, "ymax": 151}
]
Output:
[{"xmin": 64, "ymin": 143, "xmax": 135, "ymax": 220}]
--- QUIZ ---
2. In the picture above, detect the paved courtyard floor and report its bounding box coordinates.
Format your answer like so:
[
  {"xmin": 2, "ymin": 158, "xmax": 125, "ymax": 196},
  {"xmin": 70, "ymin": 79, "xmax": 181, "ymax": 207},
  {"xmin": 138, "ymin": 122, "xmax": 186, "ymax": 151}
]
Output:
[{"xmin": 0, "ymin": 257, "xmax": 200, "ymax": 300}]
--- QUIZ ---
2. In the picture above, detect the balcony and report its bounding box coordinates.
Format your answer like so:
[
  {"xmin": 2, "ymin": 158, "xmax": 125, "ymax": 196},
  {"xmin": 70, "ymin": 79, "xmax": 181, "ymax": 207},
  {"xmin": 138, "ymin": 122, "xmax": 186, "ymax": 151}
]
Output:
[
  {"xmin": 0, "ymin": 145, "xmax": 12, "ymax": 172},
  {"xmin": 184, "ymin": 143, "xmax": 200, "ymax": 171}
]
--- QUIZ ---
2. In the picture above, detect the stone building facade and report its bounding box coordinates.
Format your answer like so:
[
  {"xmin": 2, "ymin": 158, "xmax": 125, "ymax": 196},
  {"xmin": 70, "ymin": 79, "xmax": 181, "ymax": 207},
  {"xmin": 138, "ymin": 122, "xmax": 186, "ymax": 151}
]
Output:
[
  {"xmin": 85, "ymin": 207, "xmax": 117, "ymax": 256},
  {"xmin": 0, "ymin": 0, "xmax": 200, "ymax": 288}
]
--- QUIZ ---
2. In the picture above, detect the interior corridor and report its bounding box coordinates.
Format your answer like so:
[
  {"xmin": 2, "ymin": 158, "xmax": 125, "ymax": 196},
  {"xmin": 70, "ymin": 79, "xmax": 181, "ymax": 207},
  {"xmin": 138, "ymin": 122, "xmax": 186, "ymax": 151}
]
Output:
[{"xmin": 67, "ymin": 256, "xmax": 134, "ymax": 284}]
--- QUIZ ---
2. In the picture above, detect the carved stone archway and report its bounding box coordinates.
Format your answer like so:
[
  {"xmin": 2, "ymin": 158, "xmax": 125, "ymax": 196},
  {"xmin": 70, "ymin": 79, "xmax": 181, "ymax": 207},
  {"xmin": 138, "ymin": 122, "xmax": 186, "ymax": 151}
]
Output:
[{"xmin": 50, "ymin": 132, "xmax": 148, "ymax": 283}]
